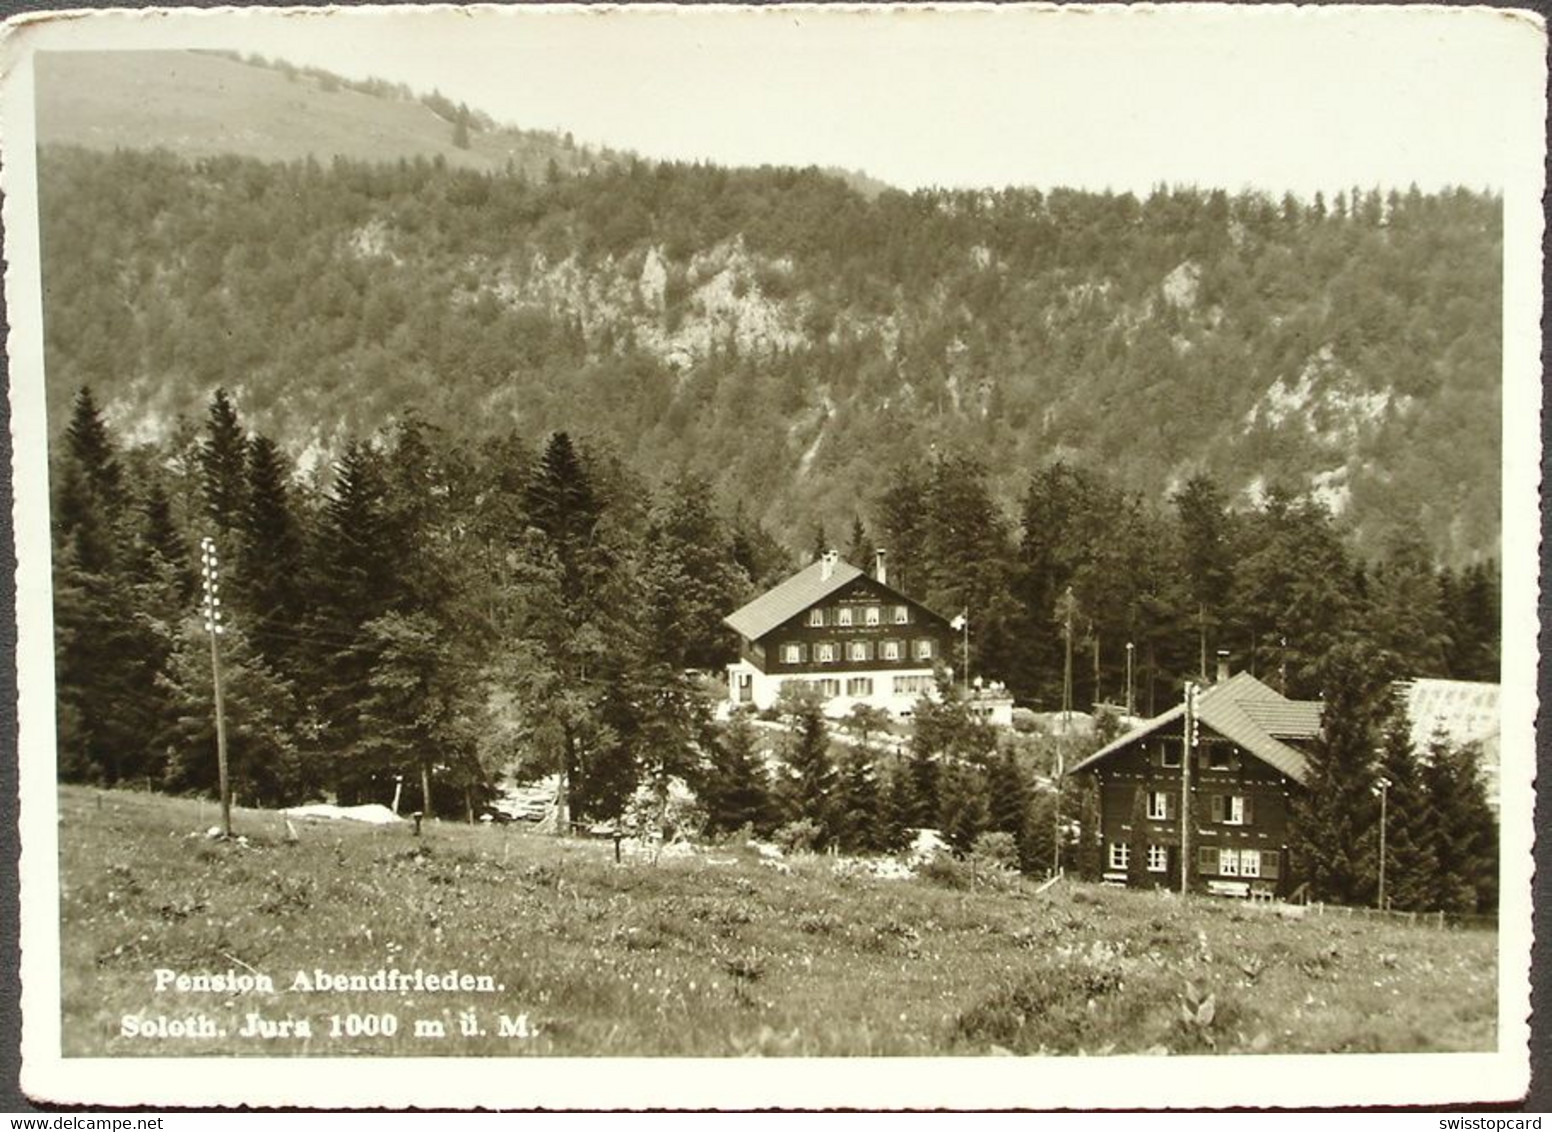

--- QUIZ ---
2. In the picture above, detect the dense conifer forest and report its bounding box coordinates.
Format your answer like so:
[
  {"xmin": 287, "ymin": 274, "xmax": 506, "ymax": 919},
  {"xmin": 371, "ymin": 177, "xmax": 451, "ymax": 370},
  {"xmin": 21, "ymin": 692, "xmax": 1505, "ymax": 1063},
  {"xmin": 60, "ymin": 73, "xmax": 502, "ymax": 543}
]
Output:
[
  {"xmin": 49, "ymin": 383, "xmax": 1499, "ymax": 911},
  {"xmin": 39, "ymin": 146, "xmax": 1501, "ymax": 565},
  {"xmin": 36, "ymin": 55, "xmax": 1503, "ymax": 916}
]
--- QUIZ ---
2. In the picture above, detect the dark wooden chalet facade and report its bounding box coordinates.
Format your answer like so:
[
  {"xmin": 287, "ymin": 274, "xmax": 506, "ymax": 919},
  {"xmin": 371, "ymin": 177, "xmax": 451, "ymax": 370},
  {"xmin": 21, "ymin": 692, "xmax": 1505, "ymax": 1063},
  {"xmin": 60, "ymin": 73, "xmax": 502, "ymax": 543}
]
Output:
[
  {"xmin": 1067, "ymin": 670, "xmax": 1321, "ymax": 899},
  {"xmin": 723, "ymin": 551, "xmax": 956, "ymax": 718}
]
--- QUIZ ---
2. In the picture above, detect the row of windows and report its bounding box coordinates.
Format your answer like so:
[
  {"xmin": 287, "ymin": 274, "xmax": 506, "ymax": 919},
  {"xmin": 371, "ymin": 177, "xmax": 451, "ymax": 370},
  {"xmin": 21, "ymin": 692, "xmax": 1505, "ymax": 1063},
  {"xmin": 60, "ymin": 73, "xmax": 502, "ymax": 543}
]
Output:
[
  {"xmin": 780, "ymin": 639, "xmax": 934, "ymax": 665},
  {"xmin": 1200, "ymin": 846, "xmax": 1279, "ymax": 879},
  {"xmin": 1141, "ymin": 791, "xmax": 1254, "ymax": 825},
  {"xmin": 1108, "ymin": 843, "xmax": 1281, "ymax": 879},
  {"xmin": 786, "ymin": 675, "xmax": 935, "ymax": 699},
  {"xmin": 1154, "ymin": 745, "xmax": 1240, "ymax": 771},
  {"xmin": 808, "ymin": 605, "xmax": 912, "ymax": 628}
]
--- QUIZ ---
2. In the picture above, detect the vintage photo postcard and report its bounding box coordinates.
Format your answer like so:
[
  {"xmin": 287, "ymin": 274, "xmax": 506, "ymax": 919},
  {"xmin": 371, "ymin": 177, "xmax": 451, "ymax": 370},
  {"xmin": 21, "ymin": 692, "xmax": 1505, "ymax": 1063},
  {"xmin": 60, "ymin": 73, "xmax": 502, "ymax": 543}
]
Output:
[{"xmin": 2, "ymin": 2, "xmax": 1544, "ymax": 1110}]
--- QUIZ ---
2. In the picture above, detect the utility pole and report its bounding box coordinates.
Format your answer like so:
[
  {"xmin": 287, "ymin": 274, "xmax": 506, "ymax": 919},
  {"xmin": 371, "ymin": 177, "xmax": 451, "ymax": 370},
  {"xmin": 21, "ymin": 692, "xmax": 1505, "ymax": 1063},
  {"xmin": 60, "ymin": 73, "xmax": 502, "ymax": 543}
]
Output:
[
  {"xmin": 1124, "ymin": 641, "xmax": 1135, "ymax": 717},
  {"xmin": 1092, "ymin": 631, "xmax": 1100, "ymax": 708},
  {"xmin": 1054, "ymin": 587, "xmax": 1076, "ymax": 879},
  {"xmin": 199, "ymin": 537, "xmax": 232, "ymax": 839},
  {"xmin": 1060, "ymin": 587, "xmax": 1075, "ymax": 732},
  {"xmin": 1181, "ymin": 681, "xmax": 1197, "ymax": 896},
  {"xmin": 1198, "ymin": 604, "xmax": 1207, "ymax": 681},
  {"xmin": 1375, "ymin": 775, "xmax": 1391, "ymax": 911},
  {"xmin": 961, "ymin": 611, "xmax": 970, "ymax": 694}
]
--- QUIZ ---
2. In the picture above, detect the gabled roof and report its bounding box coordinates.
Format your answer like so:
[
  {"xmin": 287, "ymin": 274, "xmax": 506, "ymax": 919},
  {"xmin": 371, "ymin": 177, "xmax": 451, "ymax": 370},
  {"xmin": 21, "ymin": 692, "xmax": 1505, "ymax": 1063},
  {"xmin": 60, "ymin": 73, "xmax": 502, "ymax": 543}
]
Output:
[
  {"xmin": 1067, "ymin": 671, "xmax": 1321, "ymax": 785},
  {"xmin": 723, "ymin": 558, "xmax": 866, "ymax": 641}
]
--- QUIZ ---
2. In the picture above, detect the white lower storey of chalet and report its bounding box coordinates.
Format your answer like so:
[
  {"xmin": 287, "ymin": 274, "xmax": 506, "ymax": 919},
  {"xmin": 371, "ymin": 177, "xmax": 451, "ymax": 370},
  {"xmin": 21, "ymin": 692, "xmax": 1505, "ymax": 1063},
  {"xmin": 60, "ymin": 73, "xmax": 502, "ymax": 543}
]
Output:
[{"xmin": 725, "ymin": 659, "xmax": 945, "ymax": 719}]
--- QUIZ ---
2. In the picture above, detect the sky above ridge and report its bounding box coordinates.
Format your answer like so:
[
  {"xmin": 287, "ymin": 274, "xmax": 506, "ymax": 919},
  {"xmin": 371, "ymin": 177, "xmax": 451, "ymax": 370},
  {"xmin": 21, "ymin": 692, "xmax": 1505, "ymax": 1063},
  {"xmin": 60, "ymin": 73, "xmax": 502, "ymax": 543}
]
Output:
[{"xmin": 11, "ymin": 4, "xmax": 1542, "ymax": 197}]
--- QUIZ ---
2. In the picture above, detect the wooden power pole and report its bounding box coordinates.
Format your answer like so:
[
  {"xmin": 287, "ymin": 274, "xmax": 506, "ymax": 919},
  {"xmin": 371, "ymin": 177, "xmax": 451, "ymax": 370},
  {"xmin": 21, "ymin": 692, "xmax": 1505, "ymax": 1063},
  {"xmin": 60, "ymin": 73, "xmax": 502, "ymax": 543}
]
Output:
[{"xmin": 199, "ymin": 537, "xmax": 232, "ymax": 839}]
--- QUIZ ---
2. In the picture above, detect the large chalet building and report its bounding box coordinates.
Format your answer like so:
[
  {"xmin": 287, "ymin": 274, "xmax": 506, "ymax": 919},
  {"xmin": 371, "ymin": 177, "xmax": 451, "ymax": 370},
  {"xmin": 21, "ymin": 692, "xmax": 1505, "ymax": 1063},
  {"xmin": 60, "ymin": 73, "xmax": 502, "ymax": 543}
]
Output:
[
  {"xmin": 723, "ymin": 550, "xmax": 956, "ymax": 719},
  {"xmin": 1067, "ymin": 663, "xmax": 1322, "ymax": 899}
]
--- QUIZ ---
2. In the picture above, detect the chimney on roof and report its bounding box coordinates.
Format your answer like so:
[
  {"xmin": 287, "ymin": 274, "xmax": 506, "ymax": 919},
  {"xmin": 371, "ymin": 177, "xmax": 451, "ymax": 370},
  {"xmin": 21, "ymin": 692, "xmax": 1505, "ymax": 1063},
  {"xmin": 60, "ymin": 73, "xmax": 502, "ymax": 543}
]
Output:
[
  {"xmin": 1215, "ymin": 649, "xmax": 1231, "ymax": 685},
  {"xmin": 821, "ymin": 549, "xmax": 838, "ymax": 581},
  {"xmin": 874, "ymin": 548, "xmax": 888, "ymax": 586}
]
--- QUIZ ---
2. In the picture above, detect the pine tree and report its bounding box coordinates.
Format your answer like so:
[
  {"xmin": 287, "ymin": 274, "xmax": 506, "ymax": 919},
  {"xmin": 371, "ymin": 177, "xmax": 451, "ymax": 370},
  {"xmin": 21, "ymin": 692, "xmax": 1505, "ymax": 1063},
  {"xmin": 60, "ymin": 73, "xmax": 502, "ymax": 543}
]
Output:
[
  {"xmin": 56, "ymin": 388, "xmax": 125, "ymax": 575},
  {"xmin": 938, "ymin": 762, "xmax": 989, "ymax": 855},
  {"xmin": 776, "ymin": 681, "xmax": 836, "ymax": 840},
  {"xmin": 704, "ymin": 713, "xmax": 774, "ymax": 836},
  {"xmin": 306, "ymin": 440, "xmax": 395, "ymax": 799},
  {"xmin": 199, "ymin": 388, "xmax": 248, "ymax": 542},
  {"xmin": 356, "ymin": 610, "xmax": 482, "ymax": 817},
  {"xmin": 879, "ymin": 759, "xmax": 917, "ymax": 853},
  {"xmin": 1421, "ymin": 732, "xmax": 1498, "ymax": 914},
  {"xmin": 1231, "ymin": 488, "xmax": 1360, "ymax": 697},
  {"xmin": 157, "ymin": 618, "xmax": 305, "ymax": 808},
  {"xmin": 133, "ymin": 479, "xmax": 190, "ymax": 597},
  {"xmin": 1290, "ymin": 643, "xmax": 1389, "ymax": 903},
  {"xmin": 1375, "ymin": 699, "xmax": 1438, "ymax": 912},
  {"xmin": 985, "ymin": 746, "xmax": 1029, "ymax": 857},
  {"xmin": 834, "ymin": 746, "xmax": 883, "ymax": 852},
  {"xmin": 525, "ymin": 432, "xmax": 606, "ymax": 609},
  {"xmin": 1367, "ymin": 526, "xmax": 1449, "ymax": 678},
  {"xmin": 844, "ymin": 515, "xmax": 873, "ymax": 568},
  {"xmin": 1173, "ymin": 472, "xmax": 1234, "ymax": 674},
  {"xmin": 643, "ymin": 476, "xmax": 749, "ymax": 670},
  {"xmin": 238, "ymin": 434, "xmax": 307, "ymax": 675},
  {"xmin": 52, "ymin": 392, "xmax": 170, "ymax": 786},
  {"xmin": 63, "ymin": 386, "xmax": 122, "ymax": 505},
  {"xmin": 808, "ymin": 520, "xmax": 828, "ymax": 564}
]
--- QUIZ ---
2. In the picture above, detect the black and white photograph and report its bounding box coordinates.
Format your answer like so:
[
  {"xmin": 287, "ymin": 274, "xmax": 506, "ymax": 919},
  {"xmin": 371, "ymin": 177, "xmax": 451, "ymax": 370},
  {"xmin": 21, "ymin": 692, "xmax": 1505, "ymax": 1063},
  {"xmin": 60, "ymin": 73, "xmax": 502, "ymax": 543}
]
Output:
[{"xmin": 1, "ymin": 2, "xmax": 1543, "ymax": 1110}]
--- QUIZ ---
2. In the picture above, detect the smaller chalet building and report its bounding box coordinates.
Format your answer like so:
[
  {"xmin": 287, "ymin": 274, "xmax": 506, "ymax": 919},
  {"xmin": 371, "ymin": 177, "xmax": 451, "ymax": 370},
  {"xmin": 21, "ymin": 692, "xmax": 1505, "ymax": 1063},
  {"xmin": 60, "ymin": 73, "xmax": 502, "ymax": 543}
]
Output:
[
  {"xmin": 1067, "ymin": 669, "xmax": 1322, "ymax": 899},
  {"xmin": 723, "ymin": 550, "xmax": 955, "ymax": 719}
]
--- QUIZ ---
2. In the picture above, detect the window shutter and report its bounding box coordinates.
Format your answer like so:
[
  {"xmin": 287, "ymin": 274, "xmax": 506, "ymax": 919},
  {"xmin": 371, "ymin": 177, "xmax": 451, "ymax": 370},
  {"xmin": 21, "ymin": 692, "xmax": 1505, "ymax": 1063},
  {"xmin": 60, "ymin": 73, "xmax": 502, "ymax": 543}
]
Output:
[
  {"xmin": 1151, "ymin": 747, "xmax": 1163, "ymax": 769},
  {"xmin": 797, "ymin": 643, "xmax": 808, "ymax": 663},
  {"xmin": 1210, "ymin": 794, "xmax": 1225, "ymax": 823},
  {"xmin": 1261, "ymin": 850, "xmax": 1280, "ymax": 879},
  {"xmin": 1243, "ymin": 795, "xmax": 1255, "ymax": 826},
  {"xmin": 1197, "ymin": 846, "xmax": 1219, "ymax": 875},
  {"xmin": 1165, "ymin": 793, "xmax": 1176, "ymax": 820},
  {"xmin": 1197, "ymin": 746, "xmax": 1210, "ymax": 771}
]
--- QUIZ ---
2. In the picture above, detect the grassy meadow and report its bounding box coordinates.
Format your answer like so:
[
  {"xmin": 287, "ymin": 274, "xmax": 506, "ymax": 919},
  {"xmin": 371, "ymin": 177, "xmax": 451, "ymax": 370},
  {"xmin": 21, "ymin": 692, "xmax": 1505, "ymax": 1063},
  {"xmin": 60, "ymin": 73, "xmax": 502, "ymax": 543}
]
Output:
[{"xmin": 57, "ymin": 785, "xmax": 1497, "ymax": 1057}]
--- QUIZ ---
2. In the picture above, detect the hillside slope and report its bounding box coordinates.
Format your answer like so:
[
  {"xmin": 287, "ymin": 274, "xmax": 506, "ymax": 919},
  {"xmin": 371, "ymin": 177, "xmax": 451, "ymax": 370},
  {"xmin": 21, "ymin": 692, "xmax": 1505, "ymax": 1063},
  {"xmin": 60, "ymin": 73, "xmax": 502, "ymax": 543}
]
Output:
[
  {"xmin": 36, "ymin": 144, "xmax": 1502, "ymax": 564},
  {"xmin": 35, "ymin": 49, "xmax": 603, "ymax": 179},
  {"xmin": 31, "ymin": 51, "xmax": 1502, "ymax": 564}
]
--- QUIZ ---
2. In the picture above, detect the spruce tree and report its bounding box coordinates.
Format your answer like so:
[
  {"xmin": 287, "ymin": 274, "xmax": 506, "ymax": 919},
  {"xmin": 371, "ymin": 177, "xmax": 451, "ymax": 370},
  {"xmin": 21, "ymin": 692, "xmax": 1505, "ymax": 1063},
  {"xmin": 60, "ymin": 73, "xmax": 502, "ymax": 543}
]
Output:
[
  {"xmin": 938, "ymin": 762, "xmax": 989, "ymax": 855},
  {"xmin": 199, "ymin": 388, "xmax": 248, "ymax": 541},
  {"xmin": 1173, "ymin": 472, "xmax": 1234, "ymax": 672},
  {"xmin": 1421, "ymin": 732, "xmax": 1498, "ymax": 914},
  {"xmin": 705, "ymin": 713, "xmax": 774, "ymax": 836},
  {"xmin": 1290, "ymin": 643, "xmax": 1388, "ymax": 904},
  {"xmin": 1375, "ymin": 700, "xmax": 1438, "ymax": 912},
  {"xmin": 63, "ymin": 386, "xmax": 122, "ymax": 505},
  {"xmin": 52, "ymin": 391, "xmax": 169, "ymax": 786},
  {"xmin": 1367, "ymin": 526, "xmax": 1449, "ymax": 678},
  {"xmin": 134, "ymin": 479, "xmax": 190, "ymax": 596},
  {"xmin": 834, "ymin": 746, "xmax": 883, "ymax": 853},
  {"xmin": 844, "ymin": 515, "xmax": 873, "ymax": 568},
  {"xmin": 879, "ymin": 759, "xmax": 917, "ymax": 854},
  {"xmin": 306, "ymin": 440, "xmax": 394, "ymax": 800},
  {"xmin": 776, "ymin": 682, "xmax": 836, "ymax": 841},
  {"xmin": 157, "ymin": 620, "xmax": 304, "ymax": 808},
  {"xmin": 238, "ymin": 434, "xmax": 307, "ymax": 675}
]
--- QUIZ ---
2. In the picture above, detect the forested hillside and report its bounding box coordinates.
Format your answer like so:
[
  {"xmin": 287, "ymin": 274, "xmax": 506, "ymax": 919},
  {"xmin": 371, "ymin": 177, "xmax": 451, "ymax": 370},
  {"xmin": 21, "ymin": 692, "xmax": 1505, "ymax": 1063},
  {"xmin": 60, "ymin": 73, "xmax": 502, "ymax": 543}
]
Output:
[{"xmin": 38, "ymin": 145, "xmax": 1501, "ymax": 565}]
